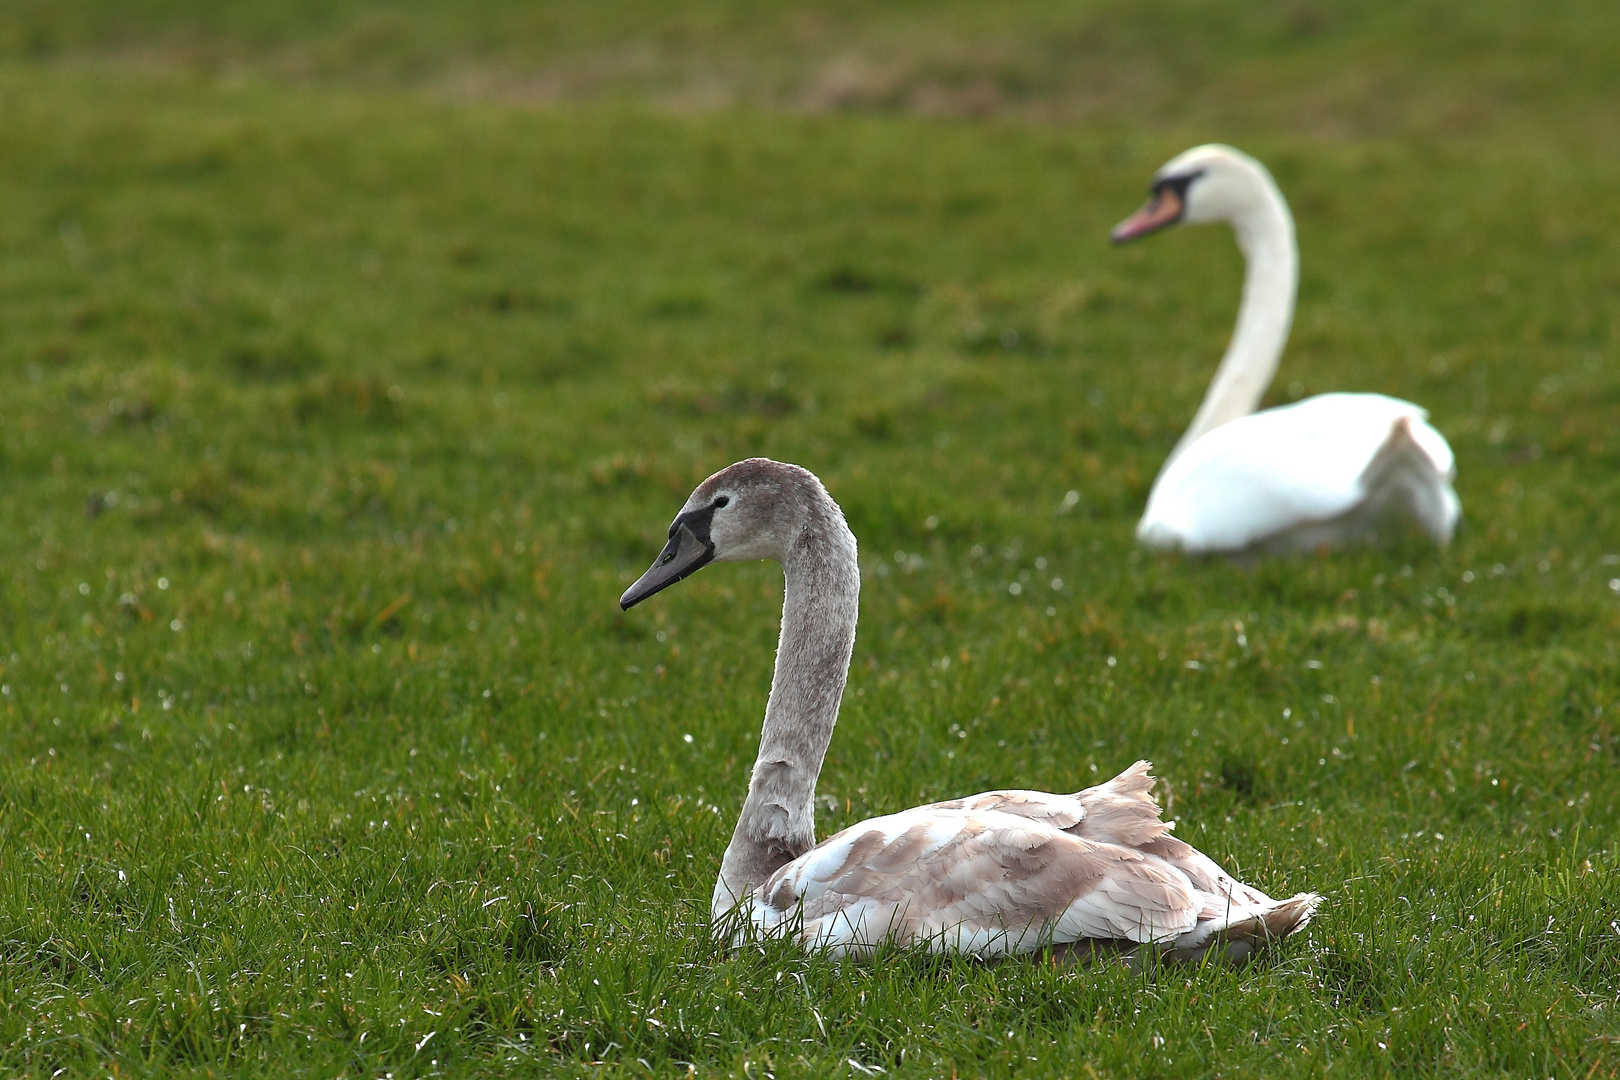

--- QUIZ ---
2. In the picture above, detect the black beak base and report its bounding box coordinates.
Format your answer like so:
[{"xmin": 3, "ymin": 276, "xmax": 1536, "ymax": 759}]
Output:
[{"xmin": 619, "ymin": 520, "xmax": 716, "ymax": 610}]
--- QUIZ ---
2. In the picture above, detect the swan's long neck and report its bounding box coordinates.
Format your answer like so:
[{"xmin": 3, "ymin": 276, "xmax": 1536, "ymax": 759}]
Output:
[
  {"xmin": 1163, "ymin": 183, "xmax": 1298, "ymax": 469},
  {"xmin": 713, "ymin": 507, "xmax": 859, "ymax": 917}
]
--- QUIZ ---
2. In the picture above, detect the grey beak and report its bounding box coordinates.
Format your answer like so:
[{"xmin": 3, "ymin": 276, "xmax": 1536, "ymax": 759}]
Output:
[{"xmin": 620, "ymin": 522, "xmax": 715, "ymax": 609}]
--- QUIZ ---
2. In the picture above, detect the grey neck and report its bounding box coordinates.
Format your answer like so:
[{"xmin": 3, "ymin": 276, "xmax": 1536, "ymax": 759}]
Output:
[
  {"xmin": 712, "ymin": 504, "xmax": 860, "ymax": 918},
  {"xmin": 1161, "ymin": 185, "xmax": 1298, "ymax": 470}
]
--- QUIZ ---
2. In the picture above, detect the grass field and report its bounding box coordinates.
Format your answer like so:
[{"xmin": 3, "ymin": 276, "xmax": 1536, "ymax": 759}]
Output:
[{"xmin": 1, "ymin": 2, "xmax": 1618, "ymax": 1076}]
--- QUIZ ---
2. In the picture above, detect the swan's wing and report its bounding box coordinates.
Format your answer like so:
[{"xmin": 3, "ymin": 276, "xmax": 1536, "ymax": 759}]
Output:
[
  {"xmin": 1062, "ymin": 761, "xmax": 1320, "ymax": 953},
  {"xmin": 927, "ymin": 758, "xmax": 1180, "ymax": 840},
  {"xmin": 1066, "ymin": 760, "xmax": 1283, "ymax": 911},
  {"xmin": 1354, "ymin": 413, "xmax": 1461, "ymax": 545},
  {"xmin": 930, "ymin": 789, "xmax": 1086, "ymax": 832},
  {"xmin": 1070, "ymin": 758, "xmax": 1177, "ymax": 845},
  {"xmin": 1139, "ymin": 392, "xmax": 1454, "ymax": 552},
  {"xmin": 751, "ymin": 807, "xmax": 1202, "ymax": 957}
]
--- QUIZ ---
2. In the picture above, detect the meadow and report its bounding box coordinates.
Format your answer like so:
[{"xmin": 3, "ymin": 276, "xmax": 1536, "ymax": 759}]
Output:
[{"xmin": 0, "ymin": 1, "xmax": 1617, "ymax": 1076}]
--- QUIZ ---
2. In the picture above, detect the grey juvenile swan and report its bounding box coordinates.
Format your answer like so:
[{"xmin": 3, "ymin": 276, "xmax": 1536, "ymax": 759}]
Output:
[{"xmin": 620, "ymin": 458, "xmax": 1320, "ymax": 960}]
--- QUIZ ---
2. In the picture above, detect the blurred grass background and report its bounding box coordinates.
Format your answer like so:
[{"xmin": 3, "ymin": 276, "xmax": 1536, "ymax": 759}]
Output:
[
  {"xmin": 0, "ymin": 2, "xmax": 1617, "ymax": 1077},
  {"xmin": 4, "ymin": 0, "xmax": 1618, "ymax": 142}
]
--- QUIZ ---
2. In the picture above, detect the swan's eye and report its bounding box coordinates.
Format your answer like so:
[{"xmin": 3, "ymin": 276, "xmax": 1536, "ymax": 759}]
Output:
[{"xmin": 713, "ymin": 496, "xmax": 730, "ymax": 509}]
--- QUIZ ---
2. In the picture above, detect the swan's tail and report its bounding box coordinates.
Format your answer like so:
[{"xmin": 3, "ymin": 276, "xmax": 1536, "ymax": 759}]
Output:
[
  {"xmin": 1046, "ymin": 891, "xmax": 1321, "ymax": 968},
  {"xmin": 1162, "ymin": 891, "xmax": 1322, "ymax": 965}
]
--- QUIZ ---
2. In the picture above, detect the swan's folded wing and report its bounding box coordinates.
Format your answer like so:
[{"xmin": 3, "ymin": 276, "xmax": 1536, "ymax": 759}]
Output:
[
  {"xmin": 929, "ymin": 759, "xmax": 1169, "ymax": 838},
  {"xmin": 1355, "ymin": 413, "xmax": 1462, "ymax": 545},
  {"xmin": 930, "ymin": 789, "xmax": 1086, "ymax": 833},
  {"xmin": 921, "ymin": 760, "xmax": 1186, "ymax": 852},
  {"xmin": 1140, "ymin": 392, "xmax": 1448, "ymax": 552},
  {"xmin": 1067, "ymin": 760, "xmax": 1278, "ymax": 913},
  {"xmin": 1071, "ymin": 759, "xmax": 1176, "ymax": 846},
  {"xmin": 754, "ymin": 808, "xmax": 1200, "ymax": 956}
]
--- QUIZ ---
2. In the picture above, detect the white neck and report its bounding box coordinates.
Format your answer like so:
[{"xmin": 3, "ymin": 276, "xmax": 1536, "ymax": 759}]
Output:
[
  {"xmin": 712, "ymin": 506, "xmax": 860, "ymax": 919},
  {"xmin": 1161, "ymin": 181, "xmax": 1298, "ymax": 469}
]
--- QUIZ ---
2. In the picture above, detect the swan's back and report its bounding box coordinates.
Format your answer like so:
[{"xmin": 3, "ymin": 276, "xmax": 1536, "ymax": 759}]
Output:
[{"xmin": 1138, "ymin": 392, "xmax": 1459, "ymax": 553}]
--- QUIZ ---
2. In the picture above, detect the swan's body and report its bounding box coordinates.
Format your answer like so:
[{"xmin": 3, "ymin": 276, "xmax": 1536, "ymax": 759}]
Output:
[
  {"xmin": 1113, "ymin": 144, "xmax": 1460, "ymax": 554},
  {"xmin": 744, "ymin": 767, "xmax": 1317, "ymax": 960},
  {"xmin": 621, "ymin": 458, "xmax": 1319, "ymax": 960},
  {"xmin": 1140, "ymin": 392, "xmax": 1457, "ymax": 553}
]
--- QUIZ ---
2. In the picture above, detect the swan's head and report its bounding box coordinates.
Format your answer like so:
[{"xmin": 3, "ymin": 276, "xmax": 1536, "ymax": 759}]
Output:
[
  {"xmin": 619, "ymin": 458, "xmax": 833, "ymax": 609},
  {"xmin": 1111, "ymin": 144, "xmax": 1280, "ymax": 243}
]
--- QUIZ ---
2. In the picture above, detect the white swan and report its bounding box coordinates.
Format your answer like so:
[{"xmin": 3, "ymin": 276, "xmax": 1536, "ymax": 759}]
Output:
[
  {"xmin": 620, "ymin": 458, "xmax": 1320, "ymax": 960},
  {"xmin": 1112, "ymin": 144, "xmax": 1461, "ymax": 554}
]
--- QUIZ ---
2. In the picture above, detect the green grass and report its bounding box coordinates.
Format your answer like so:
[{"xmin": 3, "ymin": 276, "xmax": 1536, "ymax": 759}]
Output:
[{"xmin": 1, "ymin": 2, "xmax": 1618, "ymax": 1076}]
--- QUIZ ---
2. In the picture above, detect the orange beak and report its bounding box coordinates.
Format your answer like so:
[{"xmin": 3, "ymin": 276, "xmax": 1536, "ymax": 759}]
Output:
[{"xmin": 1110, "ymin": 186, "xmax": 1185, "ymax": 244}]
